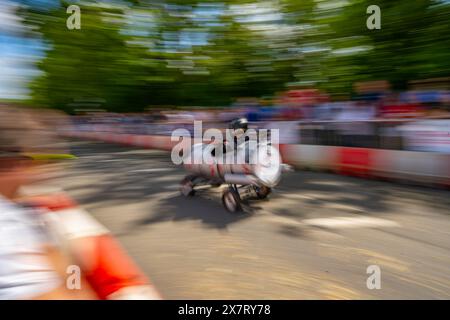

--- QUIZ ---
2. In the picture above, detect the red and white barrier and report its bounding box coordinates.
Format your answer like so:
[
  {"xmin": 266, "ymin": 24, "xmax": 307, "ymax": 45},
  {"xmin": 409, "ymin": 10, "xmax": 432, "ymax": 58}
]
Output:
[
  {"xmin": 20, "ymin": 192, "xmax": 162, "ymax": 300},
  {"xmin": 283, "ymin": 145, "xmax": 450, "ymax": 186},
  {"xmin": 279, "ymin": 144, "xmax": 339, "ymax": 171}
]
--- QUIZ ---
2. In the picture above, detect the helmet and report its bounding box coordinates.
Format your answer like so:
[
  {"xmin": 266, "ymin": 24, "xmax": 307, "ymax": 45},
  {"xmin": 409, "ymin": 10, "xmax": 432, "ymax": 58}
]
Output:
[
  {"xmin": 229, "ymin": 118, "xmax": 248, "ymax": 132},
  {"xmin": 228, "ymin": 118, "xmax": 248, "ymax": 140}
]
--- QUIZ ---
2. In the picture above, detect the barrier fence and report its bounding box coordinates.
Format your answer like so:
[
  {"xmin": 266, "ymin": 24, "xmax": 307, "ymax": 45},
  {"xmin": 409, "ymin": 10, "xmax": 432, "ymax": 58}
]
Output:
[{"xmin": 61, "ymin": 118, "xmax": 450, "ymax": 188}]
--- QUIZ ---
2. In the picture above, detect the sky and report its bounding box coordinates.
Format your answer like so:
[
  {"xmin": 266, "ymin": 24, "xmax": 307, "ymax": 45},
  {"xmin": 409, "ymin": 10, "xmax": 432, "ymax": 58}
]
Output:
[{"xmin": 0, "ymin": 1, "xmax": 43, "ymax": 100}]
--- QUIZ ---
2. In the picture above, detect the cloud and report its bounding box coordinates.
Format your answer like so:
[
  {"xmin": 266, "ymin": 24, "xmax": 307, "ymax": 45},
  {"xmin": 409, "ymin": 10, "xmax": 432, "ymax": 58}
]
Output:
[
  {"xmin": 0, "ymin": 1, "xmax": 24, "ymax": 35},
  {"xmin": 0, "ymin": 1, "xmax": 44, "ymax": 100}
]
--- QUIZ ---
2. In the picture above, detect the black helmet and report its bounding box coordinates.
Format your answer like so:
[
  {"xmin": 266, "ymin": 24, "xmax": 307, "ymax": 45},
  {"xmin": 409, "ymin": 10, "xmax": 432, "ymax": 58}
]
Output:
[{"xmin": 229, "ymin": 118, "xmax": 248, "ymax": 132}]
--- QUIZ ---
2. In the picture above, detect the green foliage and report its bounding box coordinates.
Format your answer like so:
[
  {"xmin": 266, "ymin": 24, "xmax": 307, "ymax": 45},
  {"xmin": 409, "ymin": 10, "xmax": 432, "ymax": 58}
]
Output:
[{"xmin": 20, "ymin": 0, "xmax": 450, "ymax": 112}]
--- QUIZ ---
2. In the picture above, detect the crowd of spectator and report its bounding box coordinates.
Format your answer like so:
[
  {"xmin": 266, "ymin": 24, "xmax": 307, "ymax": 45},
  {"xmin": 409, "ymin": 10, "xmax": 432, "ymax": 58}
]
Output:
[{"xmin": 69, "ymin": 87, "xmax": 450, "ymax": 152}]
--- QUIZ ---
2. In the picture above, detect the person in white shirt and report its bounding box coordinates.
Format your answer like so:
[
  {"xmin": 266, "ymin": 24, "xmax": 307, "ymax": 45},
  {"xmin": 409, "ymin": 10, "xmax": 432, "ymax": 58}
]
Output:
[{"xmin": 0, "ymin": 105, "xmax": 95, "ymax": 299}]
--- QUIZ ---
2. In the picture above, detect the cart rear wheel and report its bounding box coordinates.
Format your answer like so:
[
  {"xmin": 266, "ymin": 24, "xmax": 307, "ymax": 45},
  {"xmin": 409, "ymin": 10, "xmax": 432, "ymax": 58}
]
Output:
[{"xmin": 222, "ymin": 188, "xmax": 241, "ymax": 213}]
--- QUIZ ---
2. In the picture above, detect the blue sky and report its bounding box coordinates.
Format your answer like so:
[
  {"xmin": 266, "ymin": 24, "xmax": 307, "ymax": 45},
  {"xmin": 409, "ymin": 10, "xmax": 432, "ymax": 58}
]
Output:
[
  {"xmin": 0, "ymin": 1, "xmax": 41, "ymax": 99},
  {"xmin": 0, "ymin": 0, "xmax": 54, "ymax": 100}
]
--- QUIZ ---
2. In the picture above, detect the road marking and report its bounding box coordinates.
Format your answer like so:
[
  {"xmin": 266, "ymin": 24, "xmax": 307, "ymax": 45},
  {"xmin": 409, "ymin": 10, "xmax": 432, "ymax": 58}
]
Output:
[
  {"xmin": 261, "ymin": 213, "xmax": 399, "ymax": 230},
  {"xmin": 302, "ymin": 216, "xmax": 399, "ymax": 229}
]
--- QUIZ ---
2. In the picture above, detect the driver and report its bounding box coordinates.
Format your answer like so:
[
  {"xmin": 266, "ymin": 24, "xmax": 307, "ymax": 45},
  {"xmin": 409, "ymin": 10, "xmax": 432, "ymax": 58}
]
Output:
[
  {"xmin": 229, "ymin": 118, "xmax": 248, "ymax": 140},
  {"xmin": 220, "ymin": 117, "xmax": 251, "ymax": 165}
]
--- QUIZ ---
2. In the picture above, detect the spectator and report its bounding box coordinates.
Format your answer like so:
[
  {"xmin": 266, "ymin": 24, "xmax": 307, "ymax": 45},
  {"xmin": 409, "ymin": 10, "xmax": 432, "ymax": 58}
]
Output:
[{"xmin": 0, "ymin": 105, "xmax": 96, "ymax": 300}]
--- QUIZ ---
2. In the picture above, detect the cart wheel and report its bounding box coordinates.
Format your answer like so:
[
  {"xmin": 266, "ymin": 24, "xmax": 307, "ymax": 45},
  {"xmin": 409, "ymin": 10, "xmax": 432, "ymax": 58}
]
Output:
[
  {"xmin": 222, "ymin": 188, "xmax": 241, "ymax": 213},
  {"xmin": 256, "ymin": 186, "xmax": 272, "ymax": 199},
  {"xmin": 180, "ymin": 176, "xmax": 196, "ymax": 197}
]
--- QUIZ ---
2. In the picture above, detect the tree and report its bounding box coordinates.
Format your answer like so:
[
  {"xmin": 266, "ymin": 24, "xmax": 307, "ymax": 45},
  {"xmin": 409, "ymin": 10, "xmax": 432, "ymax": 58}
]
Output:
[{"xmin": 20, "ymin": 0, "xmax": 450, "ymax": 111}]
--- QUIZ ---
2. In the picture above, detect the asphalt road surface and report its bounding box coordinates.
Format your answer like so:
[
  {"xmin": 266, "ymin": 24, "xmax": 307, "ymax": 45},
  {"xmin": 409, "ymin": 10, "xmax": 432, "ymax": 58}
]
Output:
[{"xmin": 49, "ymin": 140, "xmax": 450, "ymax": 299}]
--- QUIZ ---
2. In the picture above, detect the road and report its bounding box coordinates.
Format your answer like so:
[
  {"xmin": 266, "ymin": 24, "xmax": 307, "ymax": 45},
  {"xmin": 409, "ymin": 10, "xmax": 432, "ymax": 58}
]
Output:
[{"xmin": 49, "ymin": 140, "xmax": 450, "ymax": 299}]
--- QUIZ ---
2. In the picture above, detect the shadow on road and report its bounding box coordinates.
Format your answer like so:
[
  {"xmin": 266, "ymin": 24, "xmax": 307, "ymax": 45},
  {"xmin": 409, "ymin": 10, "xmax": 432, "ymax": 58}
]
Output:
[
  {"xmin": 59, "ymin": 140, "xmax": 450, "ymax": 238},
  {"xmin": 131, "ymin": 192, "xmax": 254, "ymax": 230}
]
